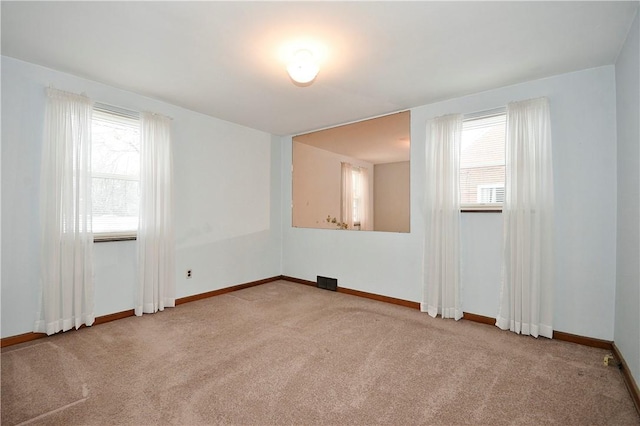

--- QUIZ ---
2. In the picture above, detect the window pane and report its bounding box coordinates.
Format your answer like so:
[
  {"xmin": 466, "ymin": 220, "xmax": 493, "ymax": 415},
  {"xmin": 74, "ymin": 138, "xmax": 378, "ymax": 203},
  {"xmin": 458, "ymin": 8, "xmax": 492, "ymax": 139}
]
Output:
[
  {"xmin": 91, "ymin": 108, "xmax": 140, "ymax": 235},
  {"xmin": 92, "ymin": 177, "xmax": 139, "ymax": 233},
  {"xmin": 477, "ymin": 183, "xmax": 505, "ymax": 203},
  {"xmin": 92, "ymin": 111, "xmax": 140, "ymax": 177},
  {"xmin": 460, "ymin": 114, "xmax": 506, "ymax": 206}
]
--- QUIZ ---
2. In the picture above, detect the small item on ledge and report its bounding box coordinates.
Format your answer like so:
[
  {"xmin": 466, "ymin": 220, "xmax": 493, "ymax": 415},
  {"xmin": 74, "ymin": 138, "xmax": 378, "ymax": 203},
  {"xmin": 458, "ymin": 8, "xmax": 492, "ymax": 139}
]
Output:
[{"xmin": 326, "ymin": 215, "xmax": 348, "ymax": 229}]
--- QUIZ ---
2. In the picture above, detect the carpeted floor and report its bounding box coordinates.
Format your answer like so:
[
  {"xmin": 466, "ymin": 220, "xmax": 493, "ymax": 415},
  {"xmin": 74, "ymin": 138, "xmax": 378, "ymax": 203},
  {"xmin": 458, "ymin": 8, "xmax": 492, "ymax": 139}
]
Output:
[{"xmin": 2, "ymin": 280, "xmax": 639, "ymax": 425}]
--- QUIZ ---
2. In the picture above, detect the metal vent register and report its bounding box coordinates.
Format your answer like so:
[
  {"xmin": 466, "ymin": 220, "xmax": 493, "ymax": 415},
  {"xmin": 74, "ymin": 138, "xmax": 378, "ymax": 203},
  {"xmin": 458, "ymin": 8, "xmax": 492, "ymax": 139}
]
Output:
[{"xmin": 316, "ymin": 276, "xmax": 337, "ymax": 291}]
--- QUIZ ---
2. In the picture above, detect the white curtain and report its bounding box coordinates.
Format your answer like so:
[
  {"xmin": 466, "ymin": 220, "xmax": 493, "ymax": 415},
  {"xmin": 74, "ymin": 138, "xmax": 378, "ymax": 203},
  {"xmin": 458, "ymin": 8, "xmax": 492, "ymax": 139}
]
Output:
[
  {"xmin": 341, "ymin": 162, "xmax": 354, "ymax": 228},
  {"xmin": 359, "ymin": 167, "xmax": 371, "ymax": 230},
  {"xmin": 496, "ymin": 97, "xmax": 554, "ymax": 338},
  {"xmin": 422, "ymin": 114, "xmax": 463, "ymax": 320},
  {"xmin": 341, "ymin": 164, "xmax": 371, "ymax": 230},
  {"xmin": 136, "ymin": 112, "xmax": 175, "ymax": 315},
  {"xmin": 35, "ymin": 88, "xmax": 95, "ymax": 335}
]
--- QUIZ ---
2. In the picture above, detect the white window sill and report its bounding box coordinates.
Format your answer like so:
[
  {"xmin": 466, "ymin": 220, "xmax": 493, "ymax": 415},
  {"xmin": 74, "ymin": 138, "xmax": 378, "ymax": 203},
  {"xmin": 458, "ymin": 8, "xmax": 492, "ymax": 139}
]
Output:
[
  {"xmin": 461, "ymin": 205, "xmax": 503, "ymax": 213},
  {"xmin": 94, "ymin": 233, "xmax": 137, "ymax": 242}
]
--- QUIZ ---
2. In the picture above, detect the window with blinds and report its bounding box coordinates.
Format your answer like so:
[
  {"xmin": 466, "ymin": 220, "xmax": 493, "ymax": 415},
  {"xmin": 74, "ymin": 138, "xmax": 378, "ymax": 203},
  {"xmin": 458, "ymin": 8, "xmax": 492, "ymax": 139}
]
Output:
[
  {"xmin": 91, "ymin": 105, "xmax": 140, "ymax": 239},
  {"xmin": 460, "ymin": 111, "xmax": 506, "ymax": 209}
]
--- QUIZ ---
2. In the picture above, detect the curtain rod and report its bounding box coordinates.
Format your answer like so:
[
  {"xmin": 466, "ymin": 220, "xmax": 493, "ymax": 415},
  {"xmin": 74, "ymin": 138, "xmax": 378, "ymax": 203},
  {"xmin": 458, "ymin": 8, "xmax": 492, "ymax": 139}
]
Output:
[
  {"xmin": 462, "ymin": 106, "xmax": 506, "ymax": 120},
  {"xmin": 94, "ymin": 102, "xmax": 174, "ymax": 121}
]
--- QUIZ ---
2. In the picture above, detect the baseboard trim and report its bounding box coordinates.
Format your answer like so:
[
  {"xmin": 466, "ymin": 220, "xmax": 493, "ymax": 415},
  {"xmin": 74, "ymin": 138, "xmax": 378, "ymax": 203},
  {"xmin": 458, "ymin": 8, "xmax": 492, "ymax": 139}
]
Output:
[
  {"xmin": 1, "ymin": 276, "xmax": 284, "ymax": 348},
  {"xmin": 175, "ymin": 276, "xmax": 283, "ymax": 305},
  {"xmin": 462, "ymin": 312, "xmax": 495, "ymax": 325},
  {"xmin": 462, "ymin": 315, "xmax": 615, "ymax": 350},
  {"xmin": 0, "ymin": 331, "xmax": 47, "ymax": 348},
  {"xmin": 613, "ymin": 343, "xmax": 640, "ymax": 416},
  {"xmin": 280, "ymin": 275, "xmax": 421, "ymax": 310},
  {"xmin": 337, "ymin": 287, "xmax": 420, "ymax": 309},
  {"xmin": 94, "ymin": 309, "xmax": 135, "ymax": 325},
  {"xmin": 0, "ymin": 308, "xmax": 138, "ymax": 349},
  {"xmin": 280, "ymin": 275, "xmax": 315, "ymax": 287},
  {"xmin": 552, "ymin": 330, "xmax": 613, "ymax": 350},
  {"xmin": 281, "ymin": 276, "xmax": 623, "ymax": 353}
]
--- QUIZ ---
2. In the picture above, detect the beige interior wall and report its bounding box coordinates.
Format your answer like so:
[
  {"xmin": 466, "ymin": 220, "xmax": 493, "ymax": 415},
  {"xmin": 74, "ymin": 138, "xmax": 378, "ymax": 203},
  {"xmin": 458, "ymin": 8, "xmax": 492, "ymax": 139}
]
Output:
[
  {"xmin": 292, "ymin": 142, "xmax": 373, "ymax": 229},
  {"xmin": 373, "ymin": 161, "xmax": 410, "ymax": 232}
]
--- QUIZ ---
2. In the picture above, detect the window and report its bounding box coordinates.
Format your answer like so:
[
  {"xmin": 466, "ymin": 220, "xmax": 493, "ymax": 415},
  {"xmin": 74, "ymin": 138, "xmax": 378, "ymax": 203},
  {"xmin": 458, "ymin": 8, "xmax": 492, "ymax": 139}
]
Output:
[
  {"xmin": 91, "ymin": 105, "xmax": 140, "ymax": 239},
  {"xmin": 460, "ymin": 111, "xmax": 506, "ymax": 209}
]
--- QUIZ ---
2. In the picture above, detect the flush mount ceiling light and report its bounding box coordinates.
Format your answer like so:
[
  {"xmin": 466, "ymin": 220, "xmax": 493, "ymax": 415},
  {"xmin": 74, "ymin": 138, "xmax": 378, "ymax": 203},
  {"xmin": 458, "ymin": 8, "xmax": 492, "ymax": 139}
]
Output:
[{"xmin": 287, "ymin": 49, "xmax": 319, "ymax": 85}]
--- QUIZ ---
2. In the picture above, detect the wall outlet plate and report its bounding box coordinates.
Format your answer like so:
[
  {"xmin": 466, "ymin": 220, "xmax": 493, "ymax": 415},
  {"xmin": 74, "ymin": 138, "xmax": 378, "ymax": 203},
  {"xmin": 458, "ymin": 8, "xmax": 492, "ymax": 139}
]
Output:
[{"xmin": 603, "ymin": 354, "xmax": 614, "ymax": 366}]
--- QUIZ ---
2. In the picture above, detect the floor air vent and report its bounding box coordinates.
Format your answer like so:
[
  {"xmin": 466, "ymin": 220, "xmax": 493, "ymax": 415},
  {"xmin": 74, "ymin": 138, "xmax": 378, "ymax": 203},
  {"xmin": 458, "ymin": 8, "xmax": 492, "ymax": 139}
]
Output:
[{"xmin": 317, "ymin": 276, "xmax": 338, "ymax": 291}]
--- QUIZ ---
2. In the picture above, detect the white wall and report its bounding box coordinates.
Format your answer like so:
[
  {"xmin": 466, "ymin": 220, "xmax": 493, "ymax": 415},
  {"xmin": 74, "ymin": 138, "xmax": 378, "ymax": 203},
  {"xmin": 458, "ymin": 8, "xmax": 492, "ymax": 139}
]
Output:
[
  {"xmin": 1, "ymin": 57, "xmax": 282, "ymax": 338},
  {"xmin": 460, "ymin": 213, "xmax": 503, "ymax": 318},
  {"xmin": 615, "ymin": 10, "xmax": 640, "ymax": 390},
  {"xmin": 282, "ymin": 66, "xmax": 618, "ymax": 340}
]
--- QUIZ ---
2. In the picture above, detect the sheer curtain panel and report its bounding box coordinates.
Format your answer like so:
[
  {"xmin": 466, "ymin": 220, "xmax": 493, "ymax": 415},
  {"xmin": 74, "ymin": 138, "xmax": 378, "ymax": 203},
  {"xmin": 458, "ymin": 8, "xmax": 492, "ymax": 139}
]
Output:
[
  {"xmin": 360, "ymin": 168, "xmax": 371, "ymax": 230},
  {"xmin": 136, "ymin": 112, "xmax": 175, "ymax": 315},
  {"xmin": 35, "ymin": 88, "xmax": 95, "ymax": 335},
  {"xmin": 422, "ymin": 114, "xmax": 463, "ymax": 320},
  {"xmin": 341, "ymin": 162, "xmax": 354, "ymax": 228},
  {"xmin": 496, "ymin": 97, "xmax": 554, "ymax": 338}
]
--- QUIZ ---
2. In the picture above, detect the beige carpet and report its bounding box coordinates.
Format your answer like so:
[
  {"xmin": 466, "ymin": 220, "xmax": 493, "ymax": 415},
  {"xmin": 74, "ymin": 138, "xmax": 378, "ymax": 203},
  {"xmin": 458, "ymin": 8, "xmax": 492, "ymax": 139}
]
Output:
[{"xmin": 2, "ymin": 280, "xmax": 639, "ymax": 425}]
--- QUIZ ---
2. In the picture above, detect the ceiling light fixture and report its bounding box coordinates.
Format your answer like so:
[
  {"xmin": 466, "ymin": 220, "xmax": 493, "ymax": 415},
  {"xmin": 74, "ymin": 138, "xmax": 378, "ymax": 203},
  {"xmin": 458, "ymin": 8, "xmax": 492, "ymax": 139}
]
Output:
[{"xmin": 287, "ymin": 49, "xmax": 319, "ymax": 85}]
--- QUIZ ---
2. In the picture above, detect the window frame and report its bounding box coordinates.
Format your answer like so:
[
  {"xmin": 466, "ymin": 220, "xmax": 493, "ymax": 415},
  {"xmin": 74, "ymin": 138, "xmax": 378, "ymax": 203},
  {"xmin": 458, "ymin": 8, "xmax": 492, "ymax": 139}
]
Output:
[
  {"xmin": 460, "ymin": 107, "xmax": 506, "ymax": 213},
  {"xmin": 91, "ymin": 103, "xmax": 141, "ymax": 242}
]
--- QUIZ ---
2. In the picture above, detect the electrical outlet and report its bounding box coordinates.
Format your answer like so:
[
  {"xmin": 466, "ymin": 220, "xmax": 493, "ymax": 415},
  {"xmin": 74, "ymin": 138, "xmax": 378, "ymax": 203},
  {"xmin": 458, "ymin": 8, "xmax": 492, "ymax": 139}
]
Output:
[
  {"xmin": 186, "ymin": 269, "xmax": 192, "ymax": 279},
  {"xmin": 604, "ymin": 354, "xmax": 614, "ymax": 366}
]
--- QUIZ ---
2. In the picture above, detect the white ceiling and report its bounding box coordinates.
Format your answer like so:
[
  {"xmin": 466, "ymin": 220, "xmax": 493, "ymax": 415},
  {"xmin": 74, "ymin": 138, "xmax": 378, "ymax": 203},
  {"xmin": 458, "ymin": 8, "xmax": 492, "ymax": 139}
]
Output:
[{"xmin": 1, "ymin": 1, "xmax": 638, "ymax": 136}]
